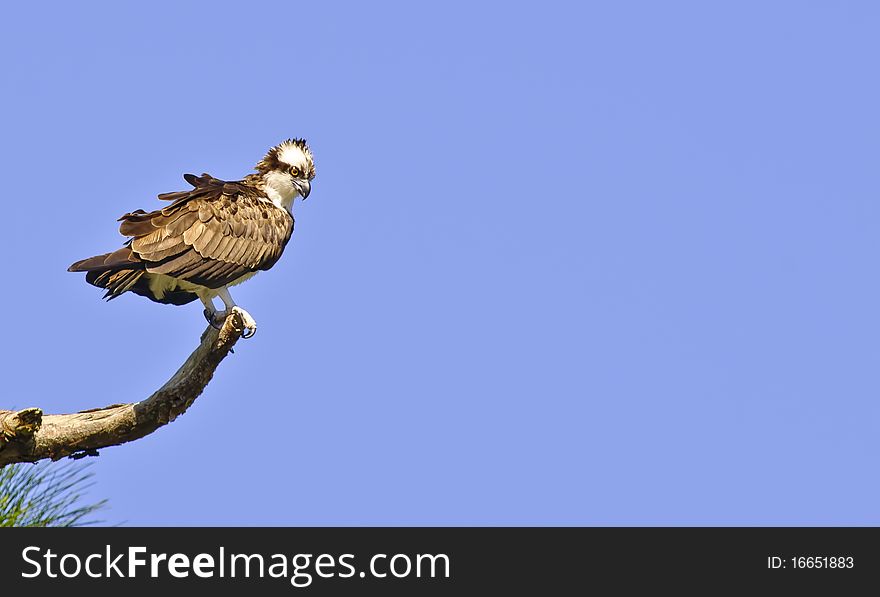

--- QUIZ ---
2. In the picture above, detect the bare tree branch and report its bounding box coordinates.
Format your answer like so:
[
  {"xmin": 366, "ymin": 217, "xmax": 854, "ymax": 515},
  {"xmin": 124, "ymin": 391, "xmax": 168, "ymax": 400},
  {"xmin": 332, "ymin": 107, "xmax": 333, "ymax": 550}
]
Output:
[{"xmin": 0, "ymin": 312, "xmax": 246, "ymax": 467}]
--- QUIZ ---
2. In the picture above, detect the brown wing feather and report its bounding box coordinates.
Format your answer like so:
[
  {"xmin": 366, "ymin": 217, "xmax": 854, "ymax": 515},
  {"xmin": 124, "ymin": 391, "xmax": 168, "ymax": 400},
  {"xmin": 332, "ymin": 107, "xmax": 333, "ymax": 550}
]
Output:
[{"xmin": 121, "ymin": 174, "xmax": 294, "ymax": 289}]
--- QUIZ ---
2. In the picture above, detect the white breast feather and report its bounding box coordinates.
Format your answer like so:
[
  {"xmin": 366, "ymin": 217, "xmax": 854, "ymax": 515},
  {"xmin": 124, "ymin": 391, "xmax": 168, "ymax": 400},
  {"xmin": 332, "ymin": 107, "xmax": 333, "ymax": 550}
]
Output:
[{"xmin": 263, "ymin": 171, "xmax": 298, "ymax": 211}]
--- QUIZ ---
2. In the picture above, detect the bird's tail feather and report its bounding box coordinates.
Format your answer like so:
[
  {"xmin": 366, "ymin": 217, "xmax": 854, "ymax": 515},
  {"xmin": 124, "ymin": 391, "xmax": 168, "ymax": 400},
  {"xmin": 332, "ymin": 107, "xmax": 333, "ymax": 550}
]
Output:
[
  {"xmin": 86, "ymin": 268, "xmax": 146, "ymax": 300},
  {"xmin": 68, "ymin": 247, "xmax": 140, "ymax": 273},
  {"xmin": 70, "ymin": 247, "xmax": 199, "ymax": 305},
  {"xmin": 69, "ymin": 247, "xmax": 146, "ymax": 300}
]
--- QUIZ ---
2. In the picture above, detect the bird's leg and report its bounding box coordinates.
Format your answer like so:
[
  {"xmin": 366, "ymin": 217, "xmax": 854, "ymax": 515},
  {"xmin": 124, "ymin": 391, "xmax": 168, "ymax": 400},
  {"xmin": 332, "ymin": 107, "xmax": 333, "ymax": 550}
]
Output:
[
  {"xmin": 200, "ymin": 295, "xmax": 224, "ymax": 330},
  {"xmin": 217, "ymin": 286, "xmax": 257, "ymax": 338}
]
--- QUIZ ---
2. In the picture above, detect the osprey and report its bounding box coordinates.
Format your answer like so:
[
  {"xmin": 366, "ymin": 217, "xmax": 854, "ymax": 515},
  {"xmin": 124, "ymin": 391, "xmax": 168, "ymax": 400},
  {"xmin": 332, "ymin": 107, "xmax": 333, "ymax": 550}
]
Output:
[{"xmin": 68, "ymin": 139, "xmax": 316, "ymax": 338}]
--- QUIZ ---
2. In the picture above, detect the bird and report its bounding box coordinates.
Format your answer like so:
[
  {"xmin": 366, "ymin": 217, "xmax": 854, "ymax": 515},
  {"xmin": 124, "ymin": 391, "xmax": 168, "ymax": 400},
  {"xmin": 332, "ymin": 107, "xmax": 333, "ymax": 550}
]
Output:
[{"xmin": 68, "ymin": 139, "xmax": 315, "ymax": 338}]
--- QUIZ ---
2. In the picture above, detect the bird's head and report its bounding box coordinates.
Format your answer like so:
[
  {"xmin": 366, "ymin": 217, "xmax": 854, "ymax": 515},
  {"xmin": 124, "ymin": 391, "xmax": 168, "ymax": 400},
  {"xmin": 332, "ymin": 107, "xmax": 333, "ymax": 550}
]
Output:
[{"xmin": 256, "ymin": 138, "xmax": 316, "ymax": 201}]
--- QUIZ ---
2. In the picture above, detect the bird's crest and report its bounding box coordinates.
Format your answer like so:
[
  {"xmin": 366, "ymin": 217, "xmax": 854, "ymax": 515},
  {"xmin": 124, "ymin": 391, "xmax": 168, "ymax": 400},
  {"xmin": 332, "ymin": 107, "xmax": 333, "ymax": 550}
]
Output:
[{"xmin": 256, "ymin": 138, "xmax": 315, "ymax": 179}]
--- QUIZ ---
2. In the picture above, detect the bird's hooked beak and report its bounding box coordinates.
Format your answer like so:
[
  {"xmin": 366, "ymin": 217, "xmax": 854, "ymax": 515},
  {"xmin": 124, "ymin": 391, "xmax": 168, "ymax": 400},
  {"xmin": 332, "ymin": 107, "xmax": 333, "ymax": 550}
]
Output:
[{"xmin": 293, "ymin": 179, "xmax": 311, "ymax": 200}]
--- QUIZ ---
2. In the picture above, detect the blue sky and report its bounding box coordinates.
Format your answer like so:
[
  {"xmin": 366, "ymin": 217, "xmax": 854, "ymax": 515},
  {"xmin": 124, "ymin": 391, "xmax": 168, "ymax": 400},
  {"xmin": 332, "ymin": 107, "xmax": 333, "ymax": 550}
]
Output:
[{"xmin": 1, "ymin": 1, "xmax": 879, "ymax": 525}]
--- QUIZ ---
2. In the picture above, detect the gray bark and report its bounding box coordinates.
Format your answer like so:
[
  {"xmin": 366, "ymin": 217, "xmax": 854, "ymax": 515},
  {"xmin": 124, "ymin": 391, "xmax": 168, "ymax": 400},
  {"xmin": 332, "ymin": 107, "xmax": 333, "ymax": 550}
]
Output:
[{"xmin": 0, "ymin": 312, "xmax": 245, "ymax": 467}]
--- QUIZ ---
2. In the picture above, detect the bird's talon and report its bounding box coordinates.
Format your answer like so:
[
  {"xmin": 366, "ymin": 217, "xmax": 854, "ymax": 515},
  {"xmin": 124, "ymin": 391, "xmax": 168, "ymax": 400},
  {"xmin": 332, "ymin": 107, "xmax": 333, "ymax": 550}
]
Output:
[
  {"xmin": 230, "ymin": 306, "xmax": 258, "ymax": 339},
  {"xmin": 204, "ymin": 309, "xmax": 223, "ymax": 329},
  {"xmin": 206, "ymin": 309, "xmax": 228, "ymax": 330}
]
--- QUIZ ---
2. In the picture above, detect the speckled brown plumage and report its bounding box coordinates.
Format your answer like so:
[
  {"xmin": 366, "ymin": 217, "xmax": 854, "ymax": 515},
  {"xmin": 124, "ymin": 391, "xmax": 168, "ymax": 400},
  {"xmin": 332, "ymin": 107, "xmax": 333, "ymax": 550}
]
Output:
[{"xmin": 69, "ymin": 172, "xmax": 294, "ymax": 303}]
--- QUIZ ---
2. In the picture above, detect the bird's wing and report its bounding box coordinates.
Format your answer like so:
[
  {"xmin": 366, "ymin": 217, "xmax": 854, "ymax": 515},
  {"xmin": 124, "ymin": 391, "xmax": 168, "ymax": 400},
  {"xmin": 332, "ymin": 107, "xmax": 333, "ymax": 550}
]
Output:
[{"xmin": 118, "ymin": 173, "xmax": 294, "ymax": 289}]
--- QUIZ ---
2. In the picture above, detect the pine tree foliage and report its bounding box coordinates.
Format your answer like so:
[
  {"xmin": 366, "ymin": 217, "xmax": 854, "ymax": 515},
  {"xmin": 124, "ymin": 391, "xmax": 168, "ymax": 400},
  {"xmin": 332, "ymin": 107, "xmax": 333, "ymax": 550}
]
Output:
[{"xmin": 0, "ymin": 462, "xmax": 106, "ymax": 527}]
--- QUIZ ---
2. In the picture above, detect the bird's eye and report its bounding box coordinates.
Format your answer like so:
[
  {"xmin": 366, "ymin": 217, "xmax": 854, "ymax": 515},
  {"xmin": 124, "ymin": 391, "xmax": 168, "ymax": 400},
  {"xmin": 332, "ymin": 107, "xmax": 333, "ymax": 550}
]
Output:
[{"xmin": 289, "ymin": 166, "xmax": 300, "ymax": 176}]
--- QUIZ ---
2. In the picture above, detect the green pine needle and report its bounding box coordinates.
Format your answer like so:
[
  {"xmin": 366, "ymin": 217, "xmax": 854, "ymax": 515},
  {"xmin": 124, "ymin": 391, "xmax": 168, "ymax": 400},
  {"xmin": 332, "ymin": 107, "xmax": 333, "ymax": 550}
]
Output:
[{"xmin": 0, "ymin": 461, "xmax": 107, "ymax": 527}]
